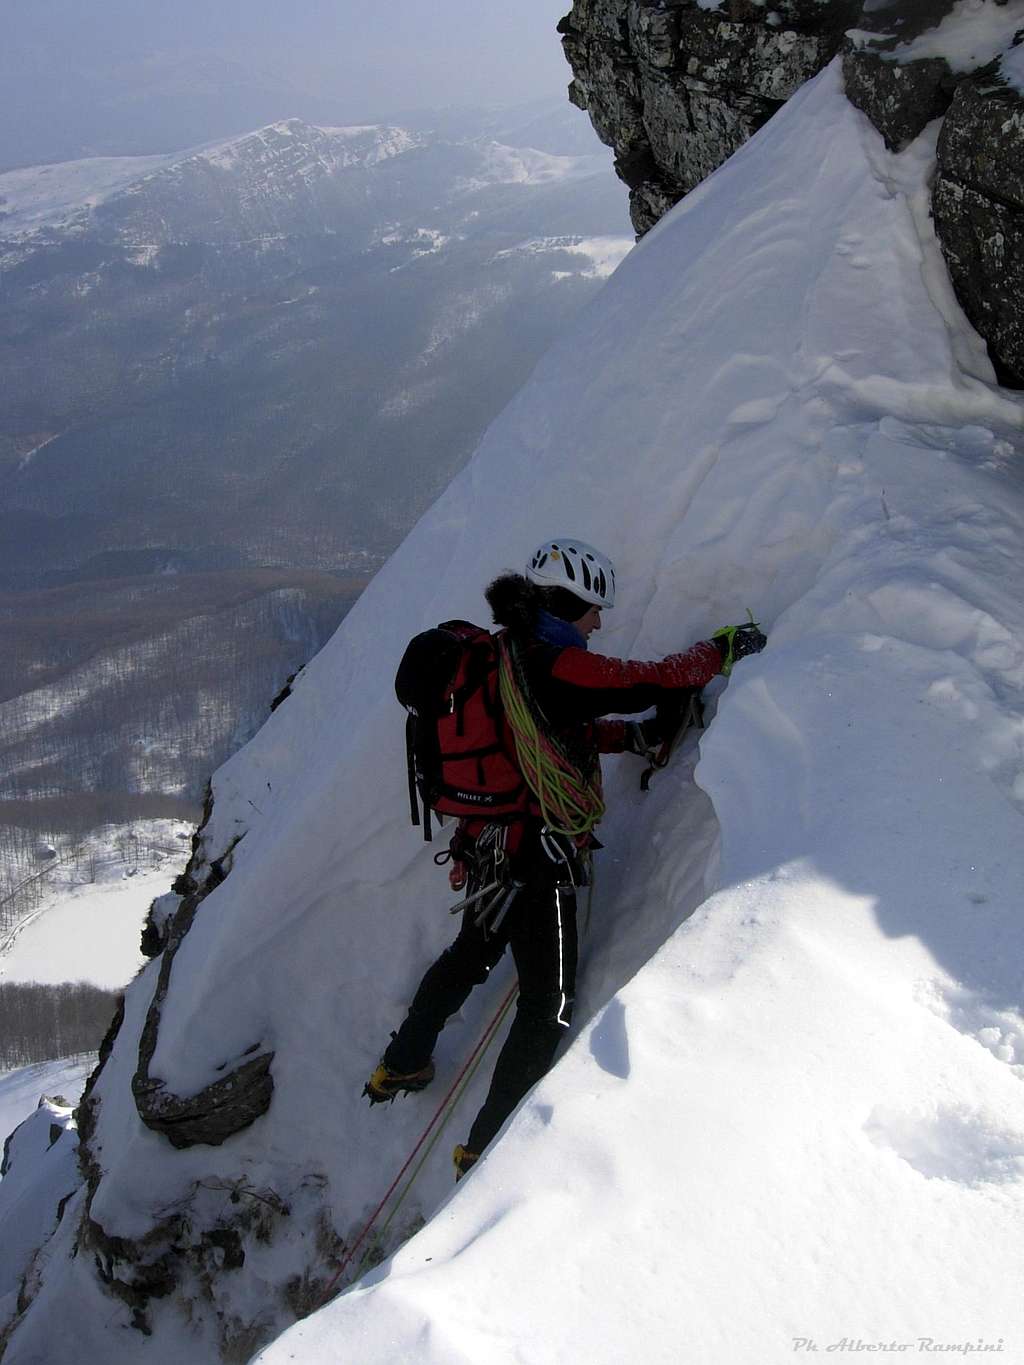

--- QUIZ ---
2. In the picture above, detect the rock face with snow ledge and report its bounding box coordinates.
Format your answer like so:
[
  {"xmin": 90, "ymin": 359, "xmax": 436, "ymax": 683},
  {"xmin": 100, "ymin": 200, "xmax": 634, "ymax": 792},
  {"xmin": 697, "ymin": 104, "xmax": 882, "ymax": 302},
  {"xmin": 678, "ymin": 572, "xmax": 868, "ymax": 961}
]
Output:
[
  {"xmin": 843, "ymin": 0, "xmax": 1024, "ymax": 386},
  {"xmin": 4, "ymin": 58, "xmax": 1024, "ymax": 1365},
  {"xmin": 558, "ymin": 0, "xmax": 858, "ymax": 235},
  {"xmin": 561, "ymin": 0, "xmax": 1024, "ymax": 383}
]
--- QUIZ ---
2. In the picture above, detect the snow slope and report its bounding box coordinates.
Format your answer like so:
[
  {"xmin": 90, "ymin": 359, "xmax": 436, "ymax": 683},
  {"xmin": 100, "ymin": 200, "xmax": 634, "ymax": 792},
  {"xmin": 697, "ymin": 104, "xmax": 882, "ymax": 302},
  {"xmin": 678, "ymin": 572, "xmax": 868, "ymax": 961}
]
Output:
[
  {"xmin": 0, "ymin": 1059, "xmax": 93, "ymax": 1326},
  {"xmin": 5, "ymin": 59, "xmax": 1024, "ymax": 1364},
  {"xmin": 0, "ymin": 1059, "xmax": 94, "ymax": 1166}
]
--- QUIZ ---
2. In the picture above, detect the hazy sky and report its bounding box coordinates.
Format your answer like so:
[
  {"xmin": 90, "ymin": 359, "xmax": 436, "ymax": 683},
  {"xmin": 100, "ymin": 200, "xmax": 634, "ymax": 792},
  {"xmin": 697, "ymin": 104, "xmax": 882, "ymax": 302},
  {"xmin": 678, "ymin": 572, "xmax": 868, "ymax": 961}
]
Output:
[
  {"xmin": 8, "ymin": 0, "xmax": 576, "ymax": 112},
  {"xmin": 1, "ymin": 0, "xmax": 581, "ymax": 166}
]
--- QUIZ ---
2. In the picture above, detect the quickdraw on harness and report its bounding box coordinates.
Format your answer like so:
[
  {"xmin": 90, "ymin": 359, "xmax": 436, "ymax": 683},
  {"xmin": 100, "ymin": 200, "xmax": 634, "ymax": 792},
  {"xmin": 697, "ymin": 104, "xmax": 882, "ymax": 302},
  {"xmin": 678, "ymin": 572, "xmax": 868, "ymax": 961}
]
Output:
[
  {"xmin": 445, "ymin": 823, "xmax": 522, "ymax": 937},
  {"xmin": 496, "ymin": 632, "xmax": 605, "ymax": 838},
  {"xmin": 442, "ymin": 819, "xmax": 591, "ymax": 938}
]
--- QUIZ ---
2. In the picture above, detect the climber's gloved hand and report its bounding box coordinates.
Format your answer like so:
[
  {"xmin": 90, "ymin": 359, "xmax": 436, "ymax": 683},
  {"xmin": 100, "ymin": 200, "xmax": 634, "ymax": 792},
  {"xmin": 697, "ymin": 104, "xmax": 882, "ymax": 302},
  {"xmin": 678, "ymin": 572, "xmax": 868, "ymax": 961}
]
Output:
[
  {"xmin": 711, "ymin": 619, "xmax": 767, "ymax": 676},
  {"xmin": 624, "ymin": 716, "xmax": 663, "ymax": 758}
]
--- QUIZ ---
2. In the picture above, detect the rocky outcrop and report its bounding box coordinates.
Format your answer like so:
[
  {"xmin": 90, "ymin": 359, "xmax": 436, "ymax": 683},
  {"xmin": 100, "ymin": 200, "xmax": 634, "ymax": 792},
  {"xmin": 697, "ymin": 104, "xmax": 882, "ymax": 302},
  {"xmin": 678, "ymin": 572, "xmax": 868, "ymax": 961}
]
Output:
[
  {"xmin": 842, "ymin": 50, "xmax": 954, "ymax": 150},
  {"xmin": 559, "ymin": 0, "xmax": 858, "ymax": 235},
  {"xmin": 933, "ymin": 75, "xmax": 1024, "ymax": 386},
  {"xmin": 22, "ymin": 797, "xmax": 283, "ymax": 1346},
  {"xmin": 560, "ymin": 0, "xmax": 1024, "ymax": 382},
  {"xmin": 841, "ymin": 1, "xmax": 1024, "ymax": 386},
  {"xmin": 133, "ymin": 803, "xmax": 275, "ymax": 1149},
  {"xmin": 840, "ymin": 0, "xmax": 962, "ymax": 150},
  {"xmin": 131, "ymin": 864, "xmax": 275, "ymax": 1151}
]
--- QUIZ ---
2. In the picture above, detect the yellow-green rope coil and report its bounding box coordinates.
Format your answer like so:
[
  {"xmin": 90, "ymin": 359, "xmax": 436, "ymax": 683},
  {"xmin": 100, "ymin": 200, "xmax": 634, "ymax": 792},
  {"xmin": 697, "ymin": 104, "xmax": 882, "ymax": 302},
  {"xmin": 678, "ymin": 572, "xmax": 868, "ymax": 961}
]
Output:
[{"xmin": 497, "ymin": 633, "xmax": 605, "ymax": 837}]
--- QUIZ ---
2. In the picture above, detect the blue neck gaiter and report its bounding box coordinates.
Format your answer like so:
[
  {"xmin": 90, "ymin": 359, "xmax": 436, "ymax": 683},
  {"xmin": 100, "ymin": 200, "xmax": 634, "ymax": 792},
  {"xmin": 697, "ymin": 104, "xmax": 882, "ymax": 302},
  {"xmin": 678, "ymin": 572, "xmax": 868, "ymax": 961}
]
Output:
[{"xmin": 534, "ymin": 608, "xmax": 587, "ymax": 651}]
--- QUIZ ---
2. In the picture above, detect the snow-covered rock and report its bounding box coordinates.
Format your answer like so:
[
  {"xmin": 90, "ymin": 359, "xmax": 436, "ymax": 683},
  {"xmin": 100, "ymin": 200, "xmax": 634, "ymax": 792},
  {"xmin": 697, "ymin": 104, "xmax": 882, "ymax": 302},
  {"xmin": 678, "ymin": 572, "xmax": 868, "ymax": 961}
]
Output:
[{"xmin": 0, "ymin": 1060, "xmax": 93, "ymax": 1328}]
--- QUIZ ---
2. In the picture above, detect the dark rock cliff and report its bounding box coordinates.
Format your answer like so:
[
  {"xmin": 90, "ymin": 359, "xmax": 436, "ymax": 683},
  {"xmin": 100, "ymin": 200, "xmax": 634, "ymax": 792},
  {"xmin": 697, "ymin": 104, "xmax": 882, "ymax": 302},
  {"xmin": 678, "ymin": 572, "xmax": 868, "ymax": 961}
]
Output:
[
  {"xmin": 559, "ymin": 0, "xmax": 860, "ymax": 236},
  {"xmin": 560, "ymin": 0, "xmax": 1024, "ymax": 385}
]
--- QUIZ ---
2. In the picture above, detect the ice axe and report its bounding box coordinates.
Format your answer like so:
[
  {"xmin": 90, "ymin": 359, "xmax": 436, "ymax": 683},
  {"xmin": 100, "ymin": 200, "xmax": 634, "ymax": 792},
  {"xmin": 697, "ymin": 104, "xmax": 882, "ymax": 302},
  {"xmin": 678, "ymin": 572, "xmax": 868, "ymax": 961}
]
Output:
[{"xmin": 639, "ymin": 690, "xmax": 705, "ymax": 792}]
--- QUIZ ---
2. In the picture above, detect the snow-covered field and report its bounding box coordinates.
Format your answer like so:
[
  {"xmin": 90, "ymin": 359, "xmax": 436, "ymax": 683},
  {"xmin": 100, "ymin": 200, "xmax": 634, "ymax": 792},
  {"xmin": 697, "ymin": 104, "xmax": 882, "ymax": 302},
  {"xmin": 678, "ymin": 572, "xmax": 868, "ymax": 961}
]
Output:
[
  {"xmin": 3, "ymin": 55, "xmax": 1024, "ymax": 1365},
  {"xmin": 0, "ymin": 866, "xmax": 180, "ymax": 989},
  {"xmin": 1, "ymin": 821, "xmax": 191, "ymax": 989}
]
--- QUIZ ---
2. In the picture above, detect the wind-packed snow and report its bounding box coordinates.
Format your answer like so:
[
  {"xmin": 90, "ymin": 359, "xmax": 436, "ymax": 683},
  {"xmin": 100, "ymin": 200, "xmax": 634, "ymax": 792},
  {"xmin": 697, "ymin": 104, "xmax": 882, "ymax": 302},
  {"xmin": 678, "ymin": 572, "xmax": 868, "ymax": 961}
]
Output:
[
  {"xmin": 882, "ymin": 0, "xmax": 1024, "ymax": 72},
  {"xmin": 4, "ymin": 57, "xmax": 1024, "ymax": 1365}
]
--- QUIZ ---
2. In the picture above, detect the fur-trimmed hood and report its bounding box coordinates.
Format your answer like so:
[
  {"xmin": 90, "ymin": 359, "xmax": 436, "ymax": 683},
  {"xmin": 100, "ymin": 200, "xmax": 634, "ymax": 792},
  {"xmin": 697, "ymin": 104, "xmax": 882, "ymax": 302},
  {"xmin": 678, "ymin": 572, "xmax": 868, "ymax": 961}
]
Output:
[{"xmin": 485, "ymin": 573, "xmax": 542, "ymax": 632}]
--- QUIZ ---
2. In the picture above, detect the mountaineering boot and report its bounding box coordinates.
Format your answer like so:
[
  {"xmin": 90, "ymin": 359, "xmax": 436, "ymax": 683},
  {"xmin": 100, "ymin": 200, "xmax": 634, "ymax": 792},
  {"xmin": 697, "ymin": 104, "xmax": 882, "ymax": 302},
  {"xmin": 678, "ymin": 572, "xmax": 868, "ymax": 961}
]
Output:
[
  {"xmin": 363, "ymin": 1059, "xmax": 436, "ymax": 1105},
  {"xmin": 452, "ymin": 1144, "xmax": 479, "ymax": 1180}
]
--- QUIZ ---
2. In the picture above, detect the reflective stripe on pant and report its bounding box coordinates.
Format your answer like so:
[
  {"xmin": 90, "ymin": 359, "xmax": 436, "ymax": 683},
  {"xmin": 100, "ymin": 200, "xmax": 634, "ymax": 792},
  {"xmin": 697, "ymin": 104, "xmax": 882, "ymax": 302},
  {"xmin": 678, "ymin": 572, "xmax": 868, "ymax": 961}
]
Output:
[{"xmin": 383, "ymin": 871, "xmax": 578, "ymax": 1156}]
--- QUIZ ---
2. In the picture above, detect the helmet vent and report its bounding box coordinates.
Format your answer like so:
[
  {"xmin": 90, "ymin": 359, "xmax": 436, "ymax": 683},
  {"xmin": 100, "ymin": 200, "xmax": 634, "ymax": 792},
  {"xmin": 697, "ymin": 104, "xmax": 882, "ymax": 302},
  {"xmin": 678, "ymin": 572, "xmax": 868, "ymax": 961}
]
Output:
[{"xmin": 525, "ymin": 537, "xmax": 615, "ymax": 608}]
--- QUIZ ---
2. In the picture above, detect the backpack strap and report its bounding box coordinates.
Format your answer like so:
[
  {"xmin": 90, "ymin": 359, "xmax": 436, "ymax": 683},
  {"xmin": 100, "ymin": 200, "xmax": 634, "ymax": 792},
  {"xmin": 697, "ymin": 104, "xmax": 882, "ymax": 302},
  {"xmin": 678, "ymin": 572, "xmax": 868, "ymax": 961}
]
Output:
[{"xmin": 405, "ymin": 711, "xmax": 433, "ymax": 841}]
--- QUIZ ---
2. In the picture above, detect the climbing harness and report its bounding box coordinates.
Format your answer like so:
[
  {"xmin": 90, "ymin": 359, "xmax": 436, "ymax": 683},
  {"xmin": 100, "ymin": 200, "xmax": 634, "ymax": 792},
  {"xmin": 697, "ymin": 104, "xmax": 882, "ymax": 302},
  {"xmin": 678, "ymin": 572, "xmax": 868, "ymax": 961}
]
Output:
[{"xmin": 496, "ymin": 633, "xmax": 605, "ymax": 837}]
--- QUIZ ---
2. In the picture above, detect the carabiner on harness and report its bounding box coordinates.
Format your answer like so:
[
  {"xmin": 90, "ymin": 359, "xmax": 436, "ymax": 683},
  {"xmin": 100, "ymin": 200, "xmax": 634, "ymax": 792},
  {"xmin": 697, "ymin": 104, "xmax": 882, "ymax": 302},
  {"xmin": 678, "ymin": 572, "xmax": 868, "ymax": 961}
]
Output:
[
  {"xmin": 539, "ymin": 824, "xmax": 591, "ymax": 890},
  {"xmin": 447, "ymin": 822, "xmax": 516, "ymax": 934}
]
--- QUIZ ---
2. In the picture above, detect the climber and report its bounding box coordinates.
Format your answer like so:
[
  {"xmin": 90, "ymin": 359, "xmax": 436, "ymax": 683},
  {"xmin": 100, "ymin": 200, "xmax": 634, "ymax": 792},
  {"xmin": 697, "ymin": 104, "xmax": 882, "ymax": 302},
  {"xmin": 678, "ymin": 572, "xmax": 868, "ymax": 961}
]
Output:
[{"xmin": 365, "ymin": 538, "xmax": 766, "ymax": 1178}]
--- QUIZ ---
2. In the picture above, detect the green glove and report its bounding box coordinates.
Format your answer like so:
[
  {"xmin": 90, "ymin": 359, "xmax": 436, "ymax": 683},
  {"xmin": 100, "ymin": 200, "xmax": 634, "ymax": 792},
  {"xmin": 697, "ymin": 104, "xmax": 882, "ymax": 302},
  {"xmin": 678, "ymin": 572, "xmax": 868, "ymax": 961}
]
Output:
[{"xmin": 712, "ymin": 614, "xmax": 767, "ymax": 676}]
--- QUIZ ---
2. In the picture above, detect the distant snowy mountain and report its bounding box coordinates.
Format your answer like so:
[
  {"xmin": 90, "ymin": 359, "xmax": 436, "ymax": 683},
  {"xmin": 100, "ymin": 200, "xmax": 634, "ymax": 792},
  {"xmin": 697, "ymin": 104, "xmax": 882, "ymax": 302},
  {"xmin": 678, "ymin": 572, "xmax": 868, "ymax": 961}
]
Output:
[
  {"xmin": 0, "ymin": 108, "xmax": 628, "ymax": 583},
  {"xmin": 0, "ymin": 120, "xmax": 611, "ymax": 248},
  {"xmin": 3, "ymin": 56, "xmax": 1022, "ymax": 1365}
]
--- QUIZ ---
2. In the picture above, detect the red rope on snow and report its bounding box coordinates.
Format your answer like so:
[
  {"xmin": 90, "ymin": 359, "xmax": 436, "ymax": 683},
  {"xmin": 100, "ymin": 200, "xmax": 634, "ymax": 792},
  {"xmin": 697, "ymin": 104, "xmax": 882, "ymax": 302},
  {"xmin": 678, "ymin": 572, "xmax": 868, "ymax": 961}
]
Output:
[{"xmin": 317, "ymin": 981, "xmax": 519, "ymax": 1305}]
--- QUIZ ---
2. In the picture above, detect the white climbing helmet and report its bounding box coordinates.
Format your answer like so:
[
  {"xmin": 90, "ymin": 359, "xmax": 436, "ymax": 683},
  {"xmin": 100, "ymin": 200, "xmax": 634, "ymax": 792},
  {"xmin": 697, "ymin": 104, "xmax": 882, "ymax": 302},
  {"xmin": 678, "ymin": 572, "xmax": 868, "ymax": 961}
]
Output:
[{"xmin": 526, "ymin": 538, "xmax": 616, "ymax": 608}]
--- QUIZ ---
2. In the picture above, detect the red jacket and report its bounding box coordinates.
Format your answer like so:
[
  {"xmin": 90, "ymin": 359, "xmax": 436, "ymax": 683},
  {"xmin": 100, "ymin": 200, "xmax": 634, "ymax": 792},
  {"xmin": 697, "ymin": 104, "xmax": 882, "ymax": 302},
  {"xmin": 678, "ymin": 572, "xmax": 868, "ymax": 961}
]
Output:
[{"xmin": 525, "ymin": 637, "xmax": 723, "ymax": 754}]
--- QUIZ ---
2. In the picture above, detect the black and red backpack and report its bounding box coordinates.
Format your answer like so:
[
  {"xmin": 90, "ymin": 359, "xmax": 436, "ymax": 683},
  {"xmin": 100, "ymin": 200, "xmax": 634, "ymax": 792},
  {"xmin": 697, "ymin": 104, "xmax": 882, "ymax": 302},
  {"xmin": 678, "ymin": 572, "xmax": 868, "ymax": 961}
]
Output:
[{"xmin": 395, "ymin": 621, "xmax": 530, "ymax": 840}]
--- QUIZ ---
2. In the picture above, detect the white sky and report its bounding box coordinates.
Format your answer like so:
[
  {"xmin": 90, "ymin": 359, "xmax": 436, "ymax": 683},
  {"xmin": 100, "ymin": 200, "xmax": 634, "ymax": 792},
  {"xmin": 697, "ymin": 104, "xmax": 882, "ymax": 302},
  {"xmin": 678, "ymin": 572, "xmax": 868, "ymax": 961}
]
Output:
[
  {"xmin": 0, "ymin": 0, "xmax": 581, "ymax": 167},
  {"xmin": 6, "ymin": 0, "xmax": 577, "ymax": 115}
]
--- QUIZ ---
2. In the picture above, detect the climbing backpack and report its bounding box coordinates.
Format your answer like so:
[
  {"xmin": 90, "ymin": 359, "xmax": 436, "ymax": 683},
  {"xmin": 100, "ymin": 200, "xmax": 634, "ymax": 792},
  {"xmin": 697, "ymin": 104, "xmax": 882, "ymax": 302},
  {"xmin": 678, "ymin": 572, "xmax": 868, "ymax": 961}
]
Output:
[{"xmin": 395, "ymin": 621, "xmax": 529, "ymax": 841}]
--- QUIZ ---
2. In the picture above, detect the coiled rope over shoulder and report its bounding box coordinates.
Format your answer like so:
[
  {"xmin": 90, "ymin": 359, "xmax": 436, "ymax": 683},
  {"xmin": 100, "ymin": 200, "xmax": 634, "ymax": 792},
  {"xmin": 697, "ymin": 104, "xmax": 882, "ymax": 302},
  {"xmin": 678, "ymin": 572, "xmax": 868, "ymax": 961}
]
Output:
[{"xmin": 496, "ymin": 632, "xmax": 605, "ymax": 837}]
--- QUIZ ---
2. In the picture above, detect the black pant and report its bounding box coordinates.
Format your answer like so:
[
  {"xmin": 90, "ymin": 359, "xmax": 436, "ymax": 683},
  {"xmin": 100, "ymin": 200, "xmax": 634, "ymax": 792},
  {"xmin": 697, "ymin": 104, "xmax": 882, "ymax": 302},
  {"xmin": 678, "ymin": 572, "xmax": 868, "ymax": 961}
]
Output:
[{"xmin": 384, "ymin": 861, "xmax": 579, "ymax": 1155}]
